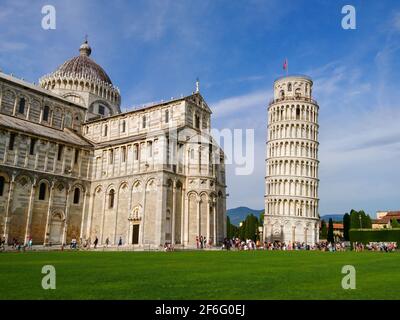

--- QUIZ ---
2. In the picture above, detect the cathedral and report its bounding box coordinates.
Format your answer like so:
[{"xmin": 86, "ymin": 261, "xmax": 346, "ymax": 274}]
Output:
[{"xmin": 0, "ymin": 40, "xmax": 227, "ymax": 248}]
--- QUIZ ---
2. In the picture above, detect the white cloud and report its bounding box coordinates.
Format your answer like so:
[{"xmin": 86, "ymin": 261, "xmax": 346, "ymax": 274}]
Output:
[{"xmin": 212, "ymin": 89, "xmax": 271, "ymax": 119}]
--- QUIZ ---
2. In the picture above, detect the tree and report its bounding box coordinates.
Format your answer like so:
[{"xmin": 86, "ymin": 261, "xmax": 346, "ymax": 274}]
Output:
[
  {"xmin": 327, "ymin": 218, "xmax": 334, "ymax": 243},
  {"xmin": 349, "ymin": 209, "xmax": 359, "ymax": 229},
  {"xmin": 349, "ymin": 209, "xmax": 372, "ymax": 229},
  {"xmin": 391, "ymin": 218, "xmax": 400, "ymax": 229},
  {"xmin": 364, "ymin": 214, "xmax": 372, "ymax": 229},
  {"xmin": 226, "ymin": 216, "xmax": 239, "ymax": 239},
  {"xmin": 343, "ymin": 213, "xmax": 350, "ymax": 241},
  {"xmin": 259, "ymin": 212, "xmax": 264, "ymax": 226},
  {"xmin": 243, "ymin": 214, "xmax": 258, "ymax": 241},
  {"xmin": 320, "ymin": 220, "xmax": 328, "ymax": 239},
  {"xmin": 227, "ymin": 216, "xmax": 232, "ymax": 239}
]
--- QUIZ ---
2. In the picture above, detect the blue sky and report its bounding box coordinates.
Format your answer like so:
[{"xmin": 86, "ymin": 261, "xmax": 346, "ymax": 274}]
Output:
[{"xmin": 1, "ymin": 0, "xmax": 400, "ymax": 217}]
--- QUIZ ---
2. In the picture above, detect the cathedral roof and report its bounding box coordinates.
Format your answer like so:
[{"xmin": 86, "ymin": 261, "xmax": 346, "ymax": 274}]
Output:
[
  {"xmin": 0, "ymin": 113, "xmax": 92, "ymax": 148},
  {"xmin": 49, "ymin": 40, "xmax": 112, "ymax": 85}
]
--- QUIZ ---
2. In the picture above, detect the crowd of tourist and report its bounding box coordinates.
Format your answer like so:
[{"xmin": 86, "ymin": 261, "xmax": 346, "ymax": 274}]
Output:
[
  {"xmin": 353, "ymin": 241, "xmax": 397, "ymax": 252},
  {"xmin": 221, "ymin": 237, "xmax": 398, "ymax": 252},
  {"xmin": 1, "ymin": 234, "xmax": 398, "ymax": 253}
]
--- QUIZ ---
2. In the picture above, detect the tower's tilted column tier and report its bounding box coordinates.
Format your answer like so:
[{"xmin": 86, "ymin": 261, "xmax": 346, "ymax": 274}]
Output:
[{"xmin": 264, "ymin": 75, "xmax": 320, "ymax": 245}]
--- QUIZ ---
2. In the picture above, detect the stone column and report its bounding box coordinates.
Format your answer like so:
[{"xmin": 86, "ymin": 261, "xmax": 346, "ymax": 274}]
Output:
[
  {"xmin": 79, "ymin": 190, "xmax": 89, "ymax": 241},
  {"xmin": 12, "ymin": 97, "xmax": 17, "ymax": 116},
  {"xmin": 3, "ymin": 173, "xmax": 16, "ymax": 243},
  {"xmin": 85, "ymin": 191, "xmax": 95, "ymax": 240},
  {"xmin": 13, "ymin": 136, "xmax": 19, "ymax": 166},
  {"xmin": 158, "ymin": 182, "xmax": 167, "ymax": 246},
  {"xmin": 24, "ymin": 177, "xmax": 37, "ymax": 245},
  {"xmin": 222, "ymin": 196, "xmax": 227, "ymax": 241},
  {"xmin": 213, "ymin": 201, "xmax": 217, "ymax": 245},
  {"xmin": 127, "ymin": 220, "xmax": 132, "ymax": 245},
  {"xmin": 183, "ymin": 193, "xmax": 189, "ymax": 246},
  {"xmin": 99, "ymin": 190, "xmax": 107, "ymax": 243},
  {"xmin": 140, "ymin": 187, "xmax": 146, "ymax": 245},
  {"xmin": 206, "ymin": 200, "xmax": 210, "ymax": 243},
  {"xmin": 26, "ymin": 101, "xmax": 31, "ymax": 120},
  {"xmin": 62, "ymin": 186, "xmax": 72, "ymax": 245},
  {"xmin": 39, "ymin": 106, "xmax": 43, "ymax": 124},
  {"xmin": 50, "ymin": 109, "xmax": 54, "ymax": 126},
  {"xmin": 0, "ymin": 85, "xmax": 3, "ymax": 112},
  {"xmin": 197, "ymin": 198, "xmax": 201, "ymax": 238},
  {"xmin": 113, "ymin": 191, "xmax": 120, "ymax": 245},
  {"xmin": 43, "ymin": 181, "xmax": 55, "ymax": 245},
  {"xmin": 171, "ymin": 182, "xmax": 176, "ymax": 244},
  {"xmin": 180, "ymin": 188, "xmax": 185, "ymax": 245}
]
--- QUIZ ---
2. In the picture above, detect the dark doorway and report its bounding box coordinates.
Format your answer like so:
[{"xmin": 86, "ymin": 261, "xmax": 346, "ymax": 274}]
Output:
[{"xmin": 132, "ymin": 224, "xmax": 139, "ymax": 244}]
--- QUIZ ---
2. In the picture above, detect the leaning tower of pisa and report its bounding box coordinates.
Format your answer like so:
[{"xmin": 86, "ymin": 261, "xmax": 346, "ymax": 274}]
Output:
[{"xmin": 264, "ymin": 75, "xmax": 320, "ymax": 245}]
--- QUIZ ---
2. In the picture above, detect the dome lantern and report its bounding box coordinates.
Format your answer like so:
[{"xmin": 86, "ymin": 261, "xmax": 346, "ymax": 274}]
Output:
[{"xmin": 79, "ymin": 39, "xmax": 92, "ymax": 57}]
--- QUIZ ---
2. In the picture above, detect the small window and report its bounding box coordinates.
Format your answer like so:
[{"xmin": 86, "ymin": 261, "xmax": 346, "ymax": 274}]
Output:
[
  {"xmin": 165, "ymin": 110, "xmax": 169, "ymax": 123},
  {"xmin": 38, "ymin": 183, "xmax": 47, "ymax": 200},
  {"xmin": 18, "ymin": 98, "xmax": 26, "ymax": 114},
  {"xmin": 0, "ymin": 176, "xmax": 4, "ymax": 196},
  {"xmin": 99, "ymin": 105, "xmax": 105, "ymax": 115},
  {"xmin": 195, "ymin": 115, "xmax": 200, "ymax": 129},
  {"xmin": 9, "ymin": 133, "xmax": 16, "ymax": 151},
  {"xmin": 104, "ymin": 125, "xmax": 108, "ymax": 136},
  {"xmin": 121, "ymin": 146, "xmax": 127, "ymax": 163},
  {"xmin": 109, "ymin": 149, "xmax": 114, "ymax": 164},
  {"xmin": 296, "ymin": 107, "xmax": 301, "ymax": 120},
  {"xmin": 142, "ymin": 115, "xmax": 147, "ymax": 128},
  {"xmin": 57, "ymin": 145, "xmax": 64, "ymax": 161},
  {"xmin": 109, "ymin": 189, "xmax": 115, "ymax": 208},
  {"xmin": 73, "ymin": 188, "xmax": 80, "ymax": 204},
  {"xmin": 121, "ymin": 120, "xmax": 126, "ymax": 133},
  {"xmin": 288, "ymin": 83, "xmax": 292, "ymax": 92},
  {"xmin": 74, "ymin": 149, "xmax": 80, "ymax": 164},
  {"xmin": 30, "ymin": 138, "xmax": 37, "ymax": 155},
  {"xmin": 43, "ymin": 106, "xmax": 50, "ymax": 122}
]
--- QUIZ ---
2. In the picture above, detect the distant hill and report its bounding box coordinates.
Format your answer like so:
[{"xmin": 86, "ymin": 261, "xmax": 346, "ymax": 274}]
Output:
[
  {"xmin": 320, "ymin": 214, "xmax": 343, "ymax": 222},
  {"xmin": 227, "ymin": 207, "xmax": 264, "ymax": 226}
]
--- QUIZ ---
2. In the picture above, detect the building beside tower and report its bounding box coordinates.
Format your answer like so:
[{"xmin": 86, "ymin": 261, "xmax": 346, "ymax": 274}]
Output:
[
  {"xmin": 264, "ymin": 75, "xmax": 320, "ymax": 245},
  {"xmin": 0, "ymin": 40, "xmax": 226, "ymax": 248}
]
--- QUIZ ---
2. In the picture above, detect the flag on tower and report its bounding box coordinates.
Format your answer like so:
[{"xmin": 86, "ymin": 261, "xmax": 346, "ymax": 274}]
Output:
[{"xmin": 283, "ymin": 58, "xmax": 288, "ymax": 71}]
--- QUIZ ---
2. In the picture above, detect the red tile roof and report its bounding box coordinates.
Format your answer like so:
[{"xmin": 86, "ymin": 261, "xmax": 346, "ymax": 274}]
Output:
[{"xmin": 386, "ymin": 211, "xmax": 400, "ymax": 217}]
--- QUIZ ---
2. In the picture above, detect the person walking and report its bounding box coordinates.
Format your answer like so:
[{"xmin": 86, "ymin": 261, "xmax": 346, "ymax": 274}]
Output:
[
  {"xmin": 105, "ymin": 237, "xmax": 109, "ymax": 248},
  {"xmin": 94, "ymin": 236, "xmax": 98, "ymax": 249},
  {"xmin": 118, "ymin": 237, "xmax": 122, "ymax": 246}
]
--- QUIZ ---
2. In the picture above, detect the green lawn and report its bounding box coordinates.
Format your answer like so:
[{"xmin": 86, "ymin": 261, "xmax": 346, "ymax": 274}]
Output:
[{"xmin": 0, "ymin": 250, "xmax": 399, "ymax": 300}]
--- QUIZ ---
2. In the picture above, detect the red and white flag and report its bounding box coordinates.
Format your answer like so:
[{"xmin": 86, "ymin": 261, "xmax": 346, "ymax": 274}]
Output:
[{"xmin": 283, "ymin": 58, "xmax": 288, "ymax": 70}]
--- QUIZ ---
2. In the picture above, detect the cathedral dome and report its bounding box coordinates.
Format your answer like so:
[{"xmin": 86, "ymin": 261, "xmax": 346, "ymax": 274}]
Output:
[
  {"xmin": 52, "ymin": 40, "xmax": 112, "ymax": 85},
  {"xmin": 39, "ymin": 39, "xmax": 121, "ymax": 115}
]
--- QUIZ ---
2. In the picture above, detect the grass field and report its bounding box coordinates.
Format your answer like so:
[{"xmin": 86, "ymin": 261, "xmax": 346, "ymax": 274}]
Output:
[{"xmin": 0, "ymin": 250, "xmax": 399, "ymax": 300}]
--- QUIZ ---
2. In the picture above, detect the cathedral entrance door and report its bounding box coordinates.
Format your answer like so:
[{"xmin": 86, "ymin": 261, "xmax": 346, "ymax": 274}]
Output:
[
  {"xmin": 132, "ymin": 224, "xmax": 139, "ymax": 245},
  {"xmin": 49, "ymin": 213, "xmax": 64, "ymax": 244}
]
